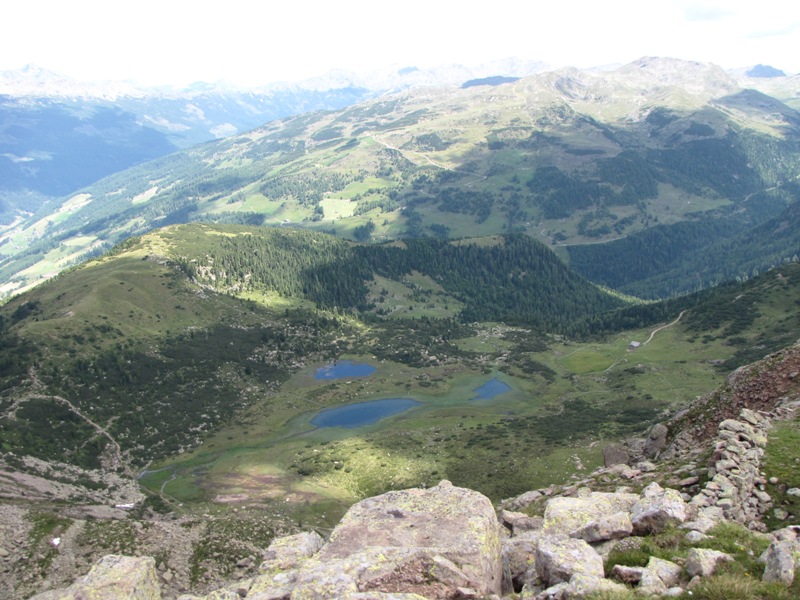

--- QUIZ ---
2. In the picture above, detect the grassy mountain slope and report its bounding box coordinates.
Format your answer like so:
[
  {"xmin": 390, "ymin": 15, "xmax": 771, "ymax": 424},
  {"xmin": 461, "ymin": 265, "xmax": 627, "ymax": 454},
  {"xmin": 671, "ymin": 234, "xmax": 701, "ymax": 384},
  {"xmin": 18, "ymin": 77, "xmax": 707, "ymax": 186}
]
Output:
[
  {"xmin": 0, "ymin": 224, "xmax": 621, "ymax": 471},
  {"xmin": 3, "ymin": 58, "xmax": 800, "ymax": 299},
  {"xmin": 2, "ymin": 224, "xmax": 799, "ymax": 515}
]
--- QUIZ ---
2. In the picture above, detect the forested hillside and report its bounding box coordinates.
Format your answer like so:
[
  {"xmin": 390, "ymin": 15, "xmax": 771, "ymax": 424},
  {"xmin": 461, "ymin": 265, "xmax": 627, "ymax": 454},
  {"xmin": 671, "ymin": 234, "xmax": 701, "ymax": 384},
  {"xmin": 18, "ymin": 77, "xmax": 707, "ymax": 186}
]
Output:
[
  {"xmin": 566, "ymin": 190, "xmax": 800, "ymax": 297},
  {"xmin": 174, "ymin": 225, "xmax": 623, "ymax": 329}
]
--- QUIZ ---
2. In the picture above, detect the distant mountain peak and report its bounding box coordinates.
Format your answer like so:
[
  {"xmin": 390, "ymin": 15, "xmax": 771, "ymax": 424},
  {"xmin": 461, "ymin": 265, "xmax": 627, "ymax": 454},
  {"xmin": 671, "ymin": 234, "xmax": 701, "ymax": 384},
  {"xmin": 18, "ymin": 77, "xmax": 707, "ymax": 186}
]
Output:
[
  {"xmin": 0, "ymin": 64, "xmax": 148, "ymax": 99},
  {"xmin": 745, "ymin": 64, "xmax": 786, "ymax": 78},
  {"xmin": 461, "ymin": 76, "xmax": 521, "ymax": 89}
]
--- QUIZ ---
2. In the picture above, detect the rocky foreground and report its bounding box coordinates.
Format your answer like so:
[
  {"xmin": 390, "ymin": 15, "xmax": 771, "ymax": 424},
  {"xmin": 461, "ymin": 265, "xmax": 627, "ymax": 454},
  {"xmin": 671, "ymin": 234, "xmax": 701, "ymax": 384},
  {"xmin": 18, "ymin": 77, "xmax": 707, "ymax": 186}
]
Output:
[{"xmin": 24, "ymin": 404, "xmax": 800, "ymax": 600}]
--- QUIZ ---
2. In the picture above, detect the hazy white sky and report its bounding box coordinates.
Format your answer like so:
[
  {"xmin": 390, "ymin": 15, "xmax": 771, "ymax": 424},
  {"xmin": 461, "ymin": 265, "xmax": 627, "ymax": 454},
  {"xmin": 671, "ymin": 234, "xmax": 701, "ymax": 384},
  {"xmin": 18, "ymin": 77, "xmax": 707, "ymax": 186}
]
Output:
[{"xmin": 2, "ymin": 0, "xmax": 798, "ymax": 86}]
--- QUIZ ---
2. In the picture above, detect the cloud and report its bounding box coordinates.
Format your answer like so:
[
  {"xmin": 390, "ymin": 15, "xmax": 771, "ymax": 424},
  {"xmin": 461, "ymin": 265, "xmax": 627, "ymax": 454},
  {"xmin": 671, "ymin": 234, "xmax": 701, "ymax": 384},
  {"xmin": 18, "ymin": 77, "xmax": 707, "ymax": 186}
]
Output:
[
  {"xmin": 683, "ymin": 3, "xmax": 734, "ymax": 21},
  {"xmin": 747, "ymin": 22, "xmax": 800, "ymax": 38}
]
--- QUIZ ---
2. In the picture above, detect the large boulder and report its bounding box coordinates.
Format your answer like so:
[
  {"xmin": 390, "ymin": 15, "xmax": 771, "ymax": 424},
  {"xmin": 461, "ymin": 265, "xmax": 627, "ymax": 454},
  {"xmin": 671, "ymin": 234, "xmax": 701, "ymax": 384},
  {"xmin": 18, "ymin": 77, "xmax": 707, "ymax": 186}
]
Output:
[
  {"xmin": 261, "ymin": 531, "xmax": 325, "ymax": 571},
  {"xmin": 270, "ymin": 481, "xmax": 503, "ymax": 599},
  {"xmin": 630, "ymin": 483, "xmax": 687, "ymax": 534},
  {"xmin": 570, "ymin": 512, "xmax": 632, "ymax": 543},
  {"xmin": 602, "ymin": 444, "xmax": 629, "ymax": 467},
  {"xmin": 29, "ymin": 555, "xmax": 160, "ymax": 600},
  {"xmin": 646, "ymin": 557, "xmax": 682, "ymax": 588},
  {"xmin": 542, "ymin": 492, "xmax": 637, "ymax": 536},
  {"xmin": 535, "ymin": 537, "xmax": 604, "ymax": 586},
  {"xmin": 643, "ymin": 423, "xmax": 668, "ymax": 458}
]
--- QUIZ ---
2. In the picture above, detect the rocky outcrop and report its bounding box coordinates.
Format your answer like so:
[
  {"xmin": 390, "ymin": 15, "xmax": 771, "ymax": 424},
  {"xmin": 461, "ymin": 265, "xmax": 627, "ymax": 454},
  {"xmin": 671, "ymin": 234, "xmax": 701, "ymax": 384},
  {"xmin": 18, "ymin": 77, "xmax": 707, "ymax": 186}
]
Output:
[
  {"xmin": 662, "ymin": 340, "xmax": 800, "ymax": 449},
  {"xmin": 251, "ymin": 480, "xmax": 502, "ymax": 599},
  {"xmin": 29, "ymin": 555, "xmax": 160, "ymax": 600}
]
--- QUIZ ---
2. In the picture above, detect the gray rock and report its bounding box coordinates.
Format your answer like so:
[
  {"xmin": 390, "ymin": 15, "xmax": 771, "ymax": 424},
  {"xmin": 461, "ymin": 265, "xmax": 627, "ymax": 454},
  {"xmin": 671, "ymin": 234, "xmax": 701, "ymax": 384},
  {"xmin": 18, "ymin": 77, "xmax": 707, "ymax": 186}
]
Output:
[
  {"xmin": 630, "ymin": 483, "xmax": 687, "ymax": 534},
  {"xmin": 647, "ymin": 556, "xmax": 682, "ymax": 587},
  {"xmin": 611, "ymin": 564, "xmax": 644, "ymax": 584},
  {"xmin": 762, "ymin": 540, "xmax": 797, "ymax": 585},
  {"xmin": 535, "ymin": 537, "xmax": 604, "ymax": 586},
  {"xmin": 259, "ymin": 531, "xmax": 325, "ymax": 573},
  {"xmin": 542, "ymin": 492, "xmax": 637, "ymax": 536},
  {"xmin": 570, "ymin": 512, "xmax": 632, "ymax": 543},
  {"xmin": 684, "ymin": 530, "xmax": 709, "ymax": 544},
  {"xmin": 28, "ymin": 555, "xmax": 161, "ymax": 600},
  {"xmin": 602, "ymin": 444, "xmax": 629, "ymax": 467},
  {"xmin": 296, "ymin": 480, "xmax": 503, "ymax": 599},
  {"xmin": 504, "ymin": 490, "xmax": 543, "ymax": 512},
  {"xmin": 500, "ymin": 510, "xmax": 542, "ymax": 534},
  {"xmin": 638, "ymin": 568, "xmax": 668, "ymax": 595},
  {"xmin": 565, "ymin": 573, "xmax": 628, "ymax": 598},
  {"xmin": 643, "ymin": 423, "xmax": 668, "ymax": 458},
  {"xmin": 502, "ymin": 536, "xmax": 540, "ymax": 590},
  {"xmin": 685, "ymin": 548, "xmax": 733, "ymax": 578}
]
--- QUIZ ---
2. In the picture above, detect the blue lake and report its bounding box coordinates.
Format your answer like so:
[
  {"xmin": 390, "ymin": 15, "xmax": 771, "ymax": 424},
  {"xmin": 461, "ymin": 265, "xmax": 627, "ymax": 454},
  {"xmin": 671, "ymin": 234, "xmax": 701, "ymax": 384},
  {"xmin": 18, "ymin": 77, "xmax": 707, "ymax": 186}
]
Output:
[
  {"xmin": 311, "ymin": 398, "xmax": 420, "ymax": 429},
  {"xmin": 472, "ymin": 378, "xmax": 512, "ymax": 401},
  {"xmin": 314, "ymin": 360, "xmax": 377, "ymax": 380}
]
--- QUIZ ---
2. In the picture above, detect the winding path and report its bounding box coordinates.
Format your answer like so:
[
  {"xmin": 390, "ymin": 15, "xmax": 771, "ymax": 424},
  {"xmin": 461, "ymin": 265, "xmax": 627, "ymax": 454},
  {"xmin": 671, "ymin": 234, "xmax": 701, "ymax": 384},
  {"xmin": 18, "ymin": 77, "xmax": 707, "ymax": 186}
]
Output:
[
  {"xmin": 643, "ymin": 310, "xmax": 686, "ymax": 346},
  {"xmin": 5, "ymin": 368, "xmax": 127, "ymax": 472}
]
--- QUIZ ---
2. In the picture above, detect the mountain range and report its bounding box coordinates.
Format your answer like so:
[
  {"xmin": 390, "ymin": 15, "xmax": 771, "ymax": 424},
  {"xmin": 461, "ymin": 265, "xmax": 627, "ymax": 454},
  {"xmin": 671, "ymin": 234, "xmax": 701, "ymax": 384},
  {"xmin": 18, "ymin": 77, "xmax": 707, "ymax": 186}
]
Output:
[{"xmin": 2, "ymin": 57, "xmax": 799, "ymax": 299}]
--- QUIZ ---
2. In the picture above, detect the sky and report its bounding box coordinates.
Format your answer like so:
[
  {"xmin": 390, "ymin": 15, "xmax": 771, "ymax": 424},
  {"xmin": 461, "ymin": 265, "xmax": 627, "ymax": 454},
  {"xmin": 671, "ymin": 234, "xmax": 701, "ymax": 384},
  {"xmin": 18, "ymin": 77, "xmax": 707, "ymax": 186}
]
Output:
[{"xmin": 2, "ymin": 0, "xmax": 799, "ymax": 87}]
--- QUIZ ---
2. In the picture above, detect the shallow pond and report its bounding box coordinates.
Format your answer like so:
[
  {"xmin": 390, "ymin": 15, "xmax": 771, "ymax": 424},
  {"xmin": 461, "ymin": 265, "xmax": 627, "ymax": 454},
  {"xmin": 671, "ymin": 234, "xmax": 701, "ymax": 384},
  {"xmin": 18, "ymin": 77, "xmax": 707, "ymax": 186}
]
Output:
[
  {"xmin": 310, "ymin": 398, "xmax": 420, "ymax": 429},
  {"xmin": 314, "ymin": 360, "xmax": 377, "ymax": 380},
  {"xmin": 472, "ymin": 378, "xmax": 512, "ymax": 401}
]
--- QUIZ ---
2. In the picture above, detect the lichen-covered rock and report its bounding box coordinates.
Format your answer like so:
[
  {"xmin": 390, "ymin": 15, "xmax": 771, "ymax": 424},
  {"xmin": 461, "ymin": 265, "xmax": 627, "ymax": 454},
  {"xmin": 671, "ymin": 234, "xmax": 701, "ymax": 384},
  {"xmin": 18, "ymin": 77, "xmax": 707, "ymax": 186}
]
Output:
[
  {"xmin": 336, "ymin": 594, "xmax": 429, "ymax": 600},
  {"xmin": 502, "ymin": 535, "xmax": 541, "ymax": 590},
  {"xmin": 570, "ymin": 511, "xmax": 632, "ymax": 543},
  {"xmin": 501, "ymin": 510, "xmax": 542, "ymax": 534},
  {"xmin": 249, "ymin": 531, "xmax": 327, "ymax": 597},
  {"xmin": 630, "ymin": 482, "xmax": 687, "ymax": 534},
  {"xmin": 637, "ymin": 568, "xmax": 668, "ymax": 595},
  {"xmin": 178, "ymin": 591, "xmax": 241, "ymax": 600},
  {"xmin": 564, "ymin": 573, "xmax": 627, "ymax": 598},
  {"xmin": 542, "ymin": 492, "xmax": 637, "ymax": 536},
  {"xmin": 282, "ymin": 480, "xmax": 502, "ymax": 599},
  {"xmin": 647, "ymin": 556, "xmax": 682, "ymax": 588},
  {"xmin": 685, "ymin": 548, "xmax": 733, "ymax": 578},
  {"xmin": 761, "ymin": 540, "xmax": 798, "ymax": 585},
  {"xmin": 503, "ymin": 490, "xmax": 543, "ymax": 512},
  {"xmin": 535, "ymin": 537, "xmax": 603, "ymax": 586},
  {"xmin": 535, "ymin": 573, "xmax": 626, "ymax": 599},
  {"xmin": 261, "ymin": 531, "xmax": 325, "ymax": 572},
  {"xmin": 29, "ymin": 555, "xmax": 160, "ymax": 600}
]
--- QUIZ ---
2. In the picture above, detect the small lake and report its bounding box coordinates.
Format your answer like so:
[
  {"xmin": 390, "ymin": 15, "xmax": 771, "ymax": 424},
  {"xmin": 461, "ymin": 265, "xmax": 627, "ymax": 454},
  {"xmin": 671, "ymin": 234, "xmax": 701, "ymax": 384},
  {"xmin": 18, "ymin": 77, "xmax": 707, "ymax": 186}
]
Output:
[
  {"xmin": 310, "ymin": 398, "xmax": 420, "ymax": 429},
  {"xmin": 314, "ymin": 360, "xmax": 377, "ymax": 380},
  {"xmin": 472, "ymin": 378, "xmax": 512, "ymax": 401}
]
